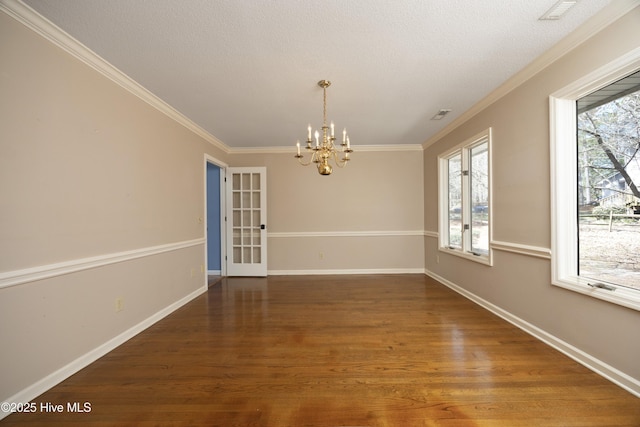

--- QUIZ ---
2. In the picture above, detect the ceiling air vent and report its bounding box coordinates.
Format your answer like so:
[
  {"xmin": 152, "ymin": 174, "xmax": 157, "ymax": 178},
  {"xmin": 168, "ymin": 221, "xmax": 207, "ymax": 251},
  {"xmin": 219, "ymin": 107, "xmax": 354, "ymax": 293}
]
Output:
[
  {"xmin": 431, "ymin": 109, "xmax": 452, "ymax": 120},
  {"xmin": 539, "ymin": 0, "xmax": 579, "ymax": 20}
]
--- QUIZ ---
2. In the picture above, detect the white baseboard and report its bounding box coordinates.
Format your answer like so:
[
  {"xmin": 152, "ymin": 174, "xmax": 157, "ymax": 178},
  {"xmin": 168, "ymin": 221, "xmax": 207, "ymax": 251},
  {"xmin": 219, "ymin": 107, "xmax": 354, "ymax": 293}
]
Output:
[
  {"xmin": 268, "ymin": 268, "xmax": 425, "ymax": 276},
  {"xmin": 207, "ymin": 270, "xmax": 222, "ymax": 276},
  {"xmin": 0, "ymin": 285, "xmax": 207, "ymax": 420},
  {"xmin": 425, "ymin": 269, "xmax": 640, "ymax": 398}
]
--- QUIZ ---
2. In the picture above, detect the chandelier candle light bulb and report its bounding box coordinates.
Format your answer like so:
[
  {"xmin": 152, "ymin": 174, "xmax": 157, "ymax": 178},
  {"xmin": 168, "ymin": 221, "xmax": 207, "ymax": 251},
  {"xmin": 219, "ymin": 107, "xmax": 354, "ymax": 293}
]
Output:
[{"xmin": 294, "ymin": 80, "xmax": 354, "ymax": 175}]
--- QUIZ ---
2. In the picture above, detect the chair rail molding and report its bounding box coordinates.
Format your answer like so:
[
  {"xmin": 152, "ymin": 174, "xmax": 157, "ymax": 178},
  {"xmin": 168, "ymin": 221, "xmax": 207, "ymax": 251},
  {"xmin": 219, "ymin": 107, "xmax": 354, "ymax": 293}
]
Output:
[
  {"xmin": 0, "ymin": 238, "xmax": 206, "ymax": 290},
  {"xmin": 268, "ymin": 230, "xmax": 425, "ymax": 238}
]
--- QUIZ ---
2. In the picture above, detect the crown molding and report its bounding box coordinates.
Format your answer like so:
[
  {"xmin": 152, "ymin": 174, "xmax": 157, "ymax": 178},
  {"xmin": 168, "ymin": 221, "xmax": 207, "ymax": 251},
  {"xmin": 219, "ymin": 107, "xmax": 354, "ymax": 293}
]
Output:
[
  {"xmin": 422, "ymin": 0, "xmax": 640, "ymax": 150},
  {"xmin": 0, "ymin": 0, "xmax": 231, "ymax": 154},
  {"xmin": 228, "ymin": 144, "xmax": 424, "ymax": 155},
  {"xmin": 347, "ymin": 144, "xmax": 424, "ymax": 152}
]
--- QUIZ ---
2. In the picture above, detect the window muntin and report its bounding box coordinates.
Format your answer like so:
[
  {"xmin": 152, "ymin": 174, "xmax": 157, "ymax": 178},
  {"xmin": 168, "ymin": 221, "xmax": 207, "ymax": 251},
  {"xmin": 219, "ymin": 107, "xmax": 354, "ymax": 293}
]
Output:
[{"xmin": 439, "ymin": 129, "xmax": 492, "ymax": 265}]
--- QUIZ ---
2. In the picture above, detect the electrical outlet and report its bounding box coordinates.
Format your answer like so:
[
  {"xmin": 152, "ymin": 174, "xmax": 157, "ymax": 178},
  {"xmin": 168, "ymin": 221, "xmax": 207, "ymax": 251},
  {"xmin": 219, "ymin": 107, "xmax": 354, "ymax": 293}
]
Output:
[
  {"xmin": 319, "ymin": 252, "xmax": 324, "ymax": 260},
  {"xmin": 115, "ymin": 298, "xmax": 124, "ymax": 312},
  {"xmin": 436, "ymin": 255, "xmax": 440, "ymax": 264}
]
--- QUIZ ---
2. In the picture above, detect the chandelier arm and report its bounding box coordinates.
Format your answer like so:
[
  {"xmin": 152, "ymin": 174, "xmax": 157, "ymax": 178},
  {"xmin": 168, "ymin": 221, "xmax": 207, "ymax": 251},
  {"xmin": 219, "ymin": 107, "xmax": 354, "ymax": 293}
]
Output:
[
  {"xmin": 296, "ymin": 155, "xmax": 314, "ymax": 167},
  {"xmin": 333, "ymin": 151, "xmax": 348, "ymax": 168},
  {"xmin": 295, "ymin": 149, "xmax": 318, "ymax": 166}
]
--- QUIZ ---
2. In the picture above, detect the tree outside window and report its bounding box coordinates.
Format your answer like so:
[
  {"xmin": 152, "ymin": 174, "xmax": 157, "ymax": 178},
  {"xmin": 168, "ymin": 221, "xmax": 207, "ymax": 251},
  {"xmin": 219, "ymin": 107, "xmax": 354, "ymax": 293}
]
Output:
[{"xmin": 577, "ymin": 73, "xmax": 640, "ymax": 291}]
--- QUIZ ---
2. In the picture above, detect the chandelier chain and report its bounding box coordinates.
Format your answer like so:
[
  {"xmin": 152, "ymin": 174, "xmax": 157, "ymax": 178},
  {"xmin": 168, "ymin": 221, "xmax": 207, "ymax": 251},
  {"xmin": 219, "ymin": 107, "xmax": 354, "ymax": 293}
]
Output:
[{"xmin": 323, "ymin": 85, "xmax": 327, "ymax": 127}]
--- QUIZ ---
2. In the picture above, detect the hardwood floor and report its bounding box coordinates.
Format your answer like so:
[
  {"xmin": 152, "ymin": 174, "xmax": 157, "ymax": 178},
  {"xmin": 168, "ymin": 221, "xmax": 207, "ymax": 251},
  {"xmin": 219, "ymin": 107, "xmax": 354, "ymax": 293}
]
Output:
[
  {"xmin": 208, "ymin": 275, "xmax": 223, "ymax": 287},
  {"xmin": 3, "ymin": 274, "xmax": 639, "ymax": 426}
]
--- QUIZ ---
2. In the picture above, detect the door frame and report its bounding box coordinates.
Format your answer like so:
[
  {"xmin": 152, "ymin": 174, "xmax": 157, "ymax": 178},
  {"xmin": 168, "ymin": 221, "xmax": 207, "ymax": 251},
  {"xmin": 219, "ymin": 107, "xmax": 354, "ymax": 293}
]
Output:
[{"xmin": 204, "ymin": 154, "xmax": 228, "ymax": 279}]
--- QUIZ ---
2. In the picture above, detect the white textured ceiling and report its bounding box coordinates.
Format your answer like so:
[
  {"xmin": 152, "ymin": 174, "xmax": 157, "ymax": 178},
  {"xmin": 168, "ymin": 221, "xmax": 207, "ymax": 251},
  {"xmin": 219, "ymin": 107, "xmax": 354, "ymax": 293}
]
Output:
[{"xmin": 22, "ymin": 0, "xmax": 614, "ymax": 149}]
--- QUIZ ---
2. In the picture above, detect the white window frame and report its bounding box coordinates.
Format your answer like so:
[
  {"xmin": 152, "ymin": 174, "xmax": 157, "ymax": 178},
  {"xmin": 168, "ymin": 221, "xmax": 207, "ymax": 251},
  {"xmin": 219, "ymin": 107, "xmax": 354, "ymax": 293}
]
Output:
[
  {"xmin": 438, "ymin": 128, "xmax": 493, "ymax": 266},
  {"xmin": 550, "ymin": 47, "xmax": 640, "ymax": 312}
]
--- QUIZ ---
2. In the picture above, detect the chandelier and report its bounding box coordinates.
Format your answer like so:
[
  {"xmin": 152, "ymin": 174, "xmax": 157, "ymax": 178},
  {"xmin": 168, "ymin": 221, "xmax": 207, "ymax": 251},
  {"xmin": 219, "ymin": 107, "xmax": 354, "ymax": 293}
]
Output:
[{"xmin": 294, "ymin": 80, "xmax": 353, "ymax": 175}]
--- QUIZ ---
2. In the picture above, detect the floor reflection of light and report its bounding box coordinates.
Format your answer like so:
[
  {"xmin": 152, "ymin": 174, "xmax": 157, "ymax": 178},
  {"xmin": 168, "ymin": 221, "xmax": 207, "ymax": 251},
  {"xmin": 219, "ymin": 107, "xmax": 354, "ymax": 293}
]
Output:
[
  {"xmin": 449, "ymin": 325, "xmax": 494, "ymax": 393},
  {"xmin": 450, "ymin": 326, "xmax": 466, "ymax": 361},
  {"xmin": 222, "ymin": 278, "xmax": 268, "ymax": 331}
]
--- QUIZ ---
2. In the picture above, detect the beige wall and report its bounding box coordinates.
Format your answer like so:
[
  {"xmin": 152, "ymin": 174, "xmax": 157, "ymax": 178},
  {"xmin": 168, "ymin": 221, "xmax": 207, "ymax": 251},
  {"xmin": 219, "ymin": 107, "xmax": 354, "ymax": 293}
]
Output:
[
  {"xmin": 0, "ymin": 11, "xmax": 229, "ymax": 402},
  {"xmin": 424, "ymin": 6, "xmax": 640, "ymax": 391},
  {"xmin": 230, "ymin": 150, "xmax": 424, "ymax": 273}
]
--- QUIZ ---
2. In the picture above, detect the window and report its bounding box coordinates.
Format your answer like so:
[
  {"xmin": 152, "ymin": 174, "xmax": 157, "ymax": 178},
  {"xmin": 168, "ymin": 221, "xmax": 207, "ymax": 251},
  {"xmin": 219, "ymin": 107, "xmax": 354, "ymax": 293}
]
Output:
[
  {"xmin": 439, "ymin": 129, "xmax": 492, "ymax": 265},
  {"xmin": 577, "ymin": 70, "xmax": 640, "ymax": 292},
  {"xmin": 550, "ymin": 48, "xmax": 640, "ymax": 311}
]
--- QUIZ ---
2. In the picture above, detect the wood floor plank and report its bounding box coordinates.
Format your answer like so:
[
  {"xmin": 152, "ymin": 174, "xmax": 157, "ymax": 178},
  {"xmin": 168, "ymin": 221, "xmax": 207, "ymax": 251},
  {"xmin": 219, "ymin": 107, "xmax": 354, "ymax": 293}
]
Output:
[{"xmin": 2, "ymin": 274, "xmax": 638, "ymax": 426}]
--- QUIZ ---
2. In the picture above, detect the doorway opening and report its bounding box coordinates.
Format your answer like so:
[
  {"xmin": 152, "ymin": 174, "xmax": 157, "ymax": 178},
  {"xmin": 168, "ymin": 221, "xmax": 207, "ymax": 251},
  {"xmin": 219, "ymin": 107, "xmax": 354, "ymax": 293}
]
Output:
[{"xmin": 205, "ymin": 155, "xmax": 227, "ymax": 284}]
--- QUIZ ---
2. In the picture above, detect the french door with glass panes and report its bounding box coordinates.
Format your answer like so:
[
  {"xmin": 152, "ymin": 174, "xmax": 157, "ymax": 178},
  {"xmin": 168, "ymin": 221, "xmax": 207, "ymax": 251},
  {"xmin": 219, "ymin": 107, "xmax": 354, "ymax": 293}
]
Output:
[{"xmin": 225, "ymin": 167, "xmax": 267, "ymax": 276}]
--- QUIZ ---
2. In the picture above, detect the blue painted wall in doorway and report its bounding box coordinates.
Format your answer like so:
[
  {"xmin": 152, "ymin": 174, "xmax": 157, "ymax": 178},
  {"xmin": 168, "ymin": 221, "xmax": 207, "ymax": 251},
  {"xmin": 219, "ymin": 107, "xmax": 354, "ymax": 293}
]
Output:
[{"xmin": 207, "ymin": 163, "xmax": 221, "ymax": 271}]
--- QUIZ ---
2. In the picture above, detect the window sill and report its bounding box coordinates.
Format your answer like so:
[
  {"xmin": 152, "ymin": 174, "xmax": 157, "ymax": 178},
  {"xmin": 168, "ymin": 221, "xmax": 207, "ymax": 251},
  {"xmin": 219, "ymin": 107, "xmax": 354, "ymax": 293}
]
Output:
[
  {"xmin": 439, "ymin": 247, "xmax": 493, "ymax": 266},
  {"xmin": 552, "ymin": 276, "xmax": 640, "ymax": 312}
]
